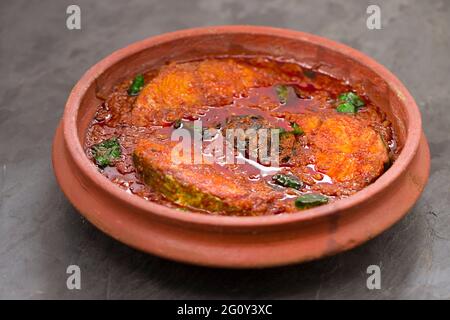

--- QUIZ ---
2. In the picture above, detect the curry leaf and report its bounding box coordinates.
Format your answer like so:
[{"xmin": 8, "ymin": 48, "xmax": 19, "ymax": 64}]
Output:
[
  {"xmin": 295, "ymin": 194, "xmax": 328, "ymax": 209},
  {"xmin": 173, "ymin": 119, "xmax": 182, "ymax": 129},
  {"xmin": 303, "ymin": 69, "xmax": 316, "ymax": 79},
  {"xmin": 276, "ymin": 85, "xmax": 289, "ymax": 104},
  {"xmin": 272, "ymin": 174, "xmax": 303, "ymax": 190},
  {"xmin": 339, "ymin": 92, "xmax": 365, "ymax": 108},
  {"xmin": 91, "ymin": 138, "xmax": 121, "ymax": 168},
  {"xmin": 279, "ymin": 122, "xmax": 304, "ymax": 137},
  {"xmin": 337, "ymin": 102, "xmax": 356, "ymax": 113},
  {"xmin": 290, "ymin": 122, "xmax": 304, "ymax": 135}
]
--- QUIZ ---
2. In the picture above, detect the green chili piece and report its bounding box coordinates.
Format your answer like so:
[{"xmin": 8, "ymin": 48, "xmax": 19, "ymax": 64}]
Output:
[{"xmin": 128, "ymin": 74, "xmax": 145, "ymax": 96}]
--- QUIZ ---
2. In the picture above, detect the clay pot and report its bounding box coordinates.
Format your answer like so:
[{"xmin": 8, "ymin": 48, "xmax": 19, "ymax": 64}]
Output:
[{"xmin": 52, "ymin": 26, "xmax": 430, "ymax": 268}]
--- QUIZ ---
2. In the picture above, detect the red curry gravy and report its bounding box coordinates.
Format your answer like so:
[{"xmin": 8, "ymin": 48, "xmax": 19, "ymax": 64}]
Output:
[{"xmin": 84, "ymin": 56, "xmax": 398, "ymax": 216}]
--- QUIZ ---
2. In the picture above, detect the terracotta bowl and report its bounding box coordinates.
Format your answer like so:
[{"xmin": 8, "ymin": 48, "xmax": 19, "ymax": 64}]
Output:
[{"xmin": 52, "ymin": 26, "xmax": 430, "ymax": 268}]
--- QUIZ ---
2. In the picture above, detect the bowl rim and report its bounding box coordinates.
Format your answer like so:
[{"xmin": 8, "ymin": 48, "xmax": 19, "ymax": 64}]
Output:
[{"xmin": 62, "ymin": 25, "xmax": 422, "ymax": 229}]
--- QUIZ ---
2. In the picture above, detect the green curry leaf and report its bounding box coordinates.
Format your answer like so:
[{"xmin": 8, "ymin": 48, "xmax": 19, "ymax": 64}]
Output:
[
  {"xmin": 295, "ymin": 194, "xmax": 328, "ymax": 209},
  {"xmin": 337, "ymin": 92, "xmax": 365, "ymax": 114},
  {"xmin": 290, "ymin": 122, "xmax": 304, "ymax": 135},
  {"xmin": 276, "ymin": 85, "xmax": 289, "ymax": 104},
  {"xmin": 91, "ymin": 138, "xmax": 121, "ymax": 168},
  {"xmin": 336, "ymin": 102, "xmax": 356, "ymax": 113},
  {"xmin": 272, "ymin": 174, "xmax": 303, "ymax": 190}
]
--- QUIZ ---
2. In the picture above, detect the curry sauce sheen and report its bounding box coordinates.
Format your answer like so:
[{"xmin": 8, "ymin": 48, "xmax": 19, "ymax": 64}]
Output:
[{"xmin": 84, "ymin": 56, "xmax": 398, "ymax": 216}]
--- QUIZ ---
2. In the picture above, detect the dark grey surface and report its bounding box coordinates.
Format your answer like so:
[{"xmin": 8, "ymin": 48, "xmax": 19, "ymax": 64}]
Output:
[{"xmin": 0, "ymin": 0, "xmax": 449, "ymax": 299}]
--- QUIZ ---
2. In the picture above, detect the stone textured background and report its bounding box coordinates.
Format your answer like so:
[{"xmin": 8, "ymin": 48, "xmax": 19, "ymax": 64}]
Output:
[{"xmin": 0, "ymin": 0, "xmax": 449, "ymax": 299}]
